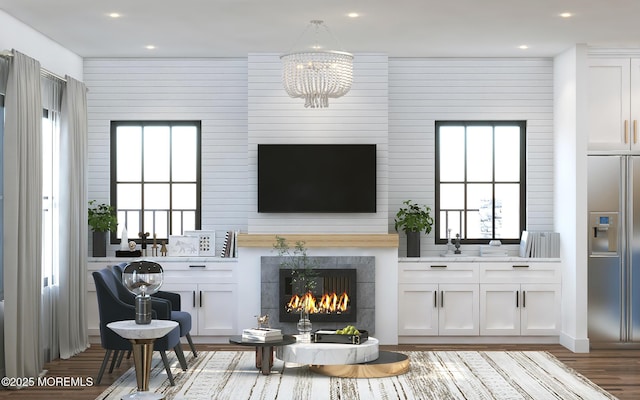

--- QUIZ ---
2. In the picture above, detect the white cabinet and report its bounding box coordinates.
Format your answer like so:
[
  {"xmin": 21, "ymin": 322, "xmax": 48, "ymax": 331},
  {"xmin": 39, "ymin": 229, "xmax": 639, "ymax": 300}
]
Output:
[
  {"xmin": 160, "ymin": 282, "xmax": 237, "ymax": 336},
  {"xmin": 479, "ymin": 263, "xmax": 561, "ymax": 336},
  {"xmin": 399, "ymin": 283, "xmax": 478, "ymax": 336},
  {"xmin": 398, "ymin": 263, "xmax": 479, "ymax": 336},
  {"xmin": 588, "ymin": 58, "xmax": 640, "ymax": 152},
  {"xmin": 88, "ymin": 258, "xmax": 238, "ymax": 337}
]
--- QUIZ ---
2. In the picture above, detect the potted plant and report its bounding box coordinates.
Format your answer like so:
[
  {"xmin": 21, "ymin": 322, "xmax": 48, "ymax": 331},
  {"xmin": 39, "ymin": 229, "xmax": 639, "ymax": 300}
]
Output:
[
  {"xmin": 394, "ymin": 200, "xmax": 434, "ymax": 257},
  {"xmin": 274, "ymin": 236, "xmax": 318, "ymax": 341},
  {"xmin": 88, "ymin": 200, "xmax": 118, "ymax": 257}
]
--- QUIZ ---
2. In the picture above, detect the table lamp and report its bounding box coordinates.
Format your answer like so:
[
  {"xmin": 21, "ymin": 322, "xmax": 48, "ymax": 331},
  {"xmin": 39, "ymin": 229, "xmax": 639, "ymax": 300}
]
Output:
[{"xmin": 122, "ymin": 260, "xmax": 164, "ymax": 324}]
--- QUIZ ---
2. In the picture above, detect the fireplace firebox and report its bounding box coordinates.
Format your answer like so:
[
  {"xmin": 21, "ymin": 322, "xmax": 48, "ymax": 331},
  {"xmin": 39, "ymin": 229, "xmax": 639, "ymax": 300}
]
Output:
[{"xmin": 279, "ymin": 268, "xmax": 357, "ymax": 323}]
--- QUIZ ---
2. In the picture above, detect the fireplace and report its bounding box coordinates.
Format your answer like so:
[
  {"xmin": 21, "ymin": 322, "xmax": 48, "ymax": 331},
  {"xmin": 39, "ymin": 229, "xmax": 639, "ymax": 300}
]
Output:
[
  {"xmin": 260, "ymin": 256, "xmax": 375, "ymax": 333},
  {"xmin": 279, "ymin": 268, "xmax": 357, "ymax": 322}
]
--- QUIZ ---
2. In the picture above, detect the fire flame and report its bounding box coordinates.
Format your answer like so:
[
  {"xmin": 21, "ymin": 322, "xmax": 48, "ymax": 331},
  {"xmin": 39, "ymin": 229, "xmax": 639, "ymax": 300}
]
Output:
[{"xmin": 286, "ymin": 291, "xmax": 349, "ymax": 314}]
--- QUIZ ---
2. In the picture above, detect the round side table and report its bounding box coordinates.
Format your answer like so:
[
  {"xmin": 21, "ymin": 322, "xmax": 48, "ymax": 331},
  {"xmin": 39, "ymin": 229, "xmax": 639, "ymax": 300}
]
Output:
[
  {"xmin": 228, "ymin": 335, "xmax": 296, "ymax": 375},
  {"xmin": 108, "ymin": 320, "xmax": 178, "ymax": 400}
]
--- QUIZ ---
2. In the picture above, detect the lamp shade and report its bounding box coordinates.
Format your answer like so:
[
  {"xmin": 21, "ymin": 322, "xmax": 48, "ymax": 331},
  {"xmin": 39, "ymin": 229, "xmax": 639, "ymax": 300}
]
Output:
[{"xmin": 122, "ymin": 260, "xmax": 164, "ymax": 296}]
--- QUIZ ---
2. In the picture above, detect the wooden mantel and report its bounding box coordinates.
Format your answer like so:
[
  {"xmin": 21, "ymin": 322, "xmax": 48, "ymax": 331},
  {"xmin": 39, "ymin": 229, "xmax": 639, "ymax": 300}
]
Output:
[{"xmin": 237, "ymin": 233, "xmax": 399, "ymax": 248}]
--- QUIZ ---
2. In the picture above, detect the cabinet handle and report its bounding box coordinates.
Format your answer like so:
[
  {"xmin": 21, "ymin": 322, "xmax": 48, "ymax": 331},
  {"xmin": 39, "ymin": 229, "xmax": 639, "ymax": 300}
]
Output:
[
  {"xmin": 200, "ymin": 291, "xmax": 203, "ymax": 307},
  {"xmin": 189, "ymin": 265, "xmax": 206, "ymax": 268},
  {"xmin": 516, "ymin": 291, "xmax": 519, "ymax": 308},
  {"xmin": 635, "ymin": 120, "xmax": 638, "ymax": 144},
  {"xmin": 193, "ymin": 291, "xmax": 196, "ymax": 308},
  {"xmin": 522, "ymin": 291, "xmax": 526, "ymax": 308},
  {"xmin": 434, "ymin": 291, "xmax": 437, "ymax": 308},
  {"xmin": 513, "ymin": 265, "xmax": 529, "ymax": 268},
  {"xmin": 431, "ymin": 265, "xmax": 447, "ymax": 268},
  {"xmin": 441, "ymin": 291, "xmax": 444, "ymax": 308},
  {"xmin": 625, "ymin": 120, "xmax": 629, "ymax": 144}
]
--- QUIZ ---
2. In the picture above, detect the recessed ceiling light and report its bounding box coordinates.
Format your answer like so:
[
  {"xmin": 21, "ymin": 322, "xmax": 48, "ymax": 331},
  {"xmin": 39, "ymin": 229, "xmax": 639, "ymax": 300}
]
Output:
[
  {"xmin": 347, "ymin": 12, "xmax": 360, "ymax": 18},
  {"xmin": 559, "ymin": 12, "xmax": 573, "ymax": 18},
  {"xmin": 145, "ymin": 45, "xmax": 156, "ymax": 50},
  {"xmin": 518, "ymin": 45, "xmax": 529, "ymax": 50},
  {"xmin": 108, "ymin": 12, "xmax": 121, "ymax": 18}
]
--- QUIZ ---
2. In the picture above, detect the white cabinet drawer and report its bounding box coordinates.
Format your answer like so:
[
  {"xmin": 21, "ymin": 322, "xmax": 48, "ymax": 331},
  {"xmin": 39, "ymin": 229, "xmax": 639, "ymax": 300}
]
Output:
[
  {"xmin": 479, "ymin": 263, "xmax": 560, "ymax": 284},
  {"xmin": 399, "ymin": 263, "xmax": 478, "ymax": 284}
]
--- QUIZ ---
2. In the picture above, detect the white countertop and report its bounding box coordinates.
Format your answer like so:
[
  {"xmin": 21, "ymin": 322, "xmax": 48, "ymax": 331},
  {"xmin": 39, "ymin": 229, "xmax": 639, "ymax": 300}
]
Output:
[{"xmin": 399, "ymin": 256, "xmax": 561, "ymax": 262}]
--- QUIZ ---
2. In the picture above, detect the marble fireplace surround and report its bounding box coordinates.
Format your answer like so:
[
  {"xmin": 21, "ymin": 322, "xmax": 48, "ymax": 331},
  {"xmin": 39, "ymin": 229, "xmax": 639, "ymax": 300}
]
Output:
[{"xmin": 261, "ymin": 256, "xmax": 375, "ymax": 333}]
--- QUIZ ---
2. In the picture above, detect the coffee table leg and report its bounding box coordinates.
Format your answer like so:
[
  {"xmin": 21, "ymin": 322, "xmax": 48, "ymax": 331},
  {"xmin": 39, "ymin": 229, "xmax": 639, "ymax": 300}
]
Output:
[{"xmin": 260, "ymin": 346, "xmax": 274, "ymax": 375}]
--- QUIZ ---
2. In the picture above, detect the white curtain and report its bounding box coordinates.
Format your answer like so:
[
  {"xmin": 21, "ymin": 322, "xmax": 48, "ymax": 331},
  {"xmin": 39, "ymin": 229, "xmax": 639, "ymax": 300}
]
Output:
[
  {"xmin": 3, "ymin": 50, "xmax": 43, "ymax": 378},
  {"xmin": 57, "ymin": 76, "xmax": 89, "ymax": 358}
]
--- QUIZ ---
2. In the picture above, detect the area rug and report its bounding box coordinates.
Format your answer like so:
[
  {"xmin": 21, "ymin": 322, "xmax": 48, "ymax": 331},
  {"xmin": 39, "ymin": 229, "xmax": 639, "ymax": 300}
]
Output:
[{"xmin": 95, "ymin": 350, "xmax": 617, "ymax": 400}]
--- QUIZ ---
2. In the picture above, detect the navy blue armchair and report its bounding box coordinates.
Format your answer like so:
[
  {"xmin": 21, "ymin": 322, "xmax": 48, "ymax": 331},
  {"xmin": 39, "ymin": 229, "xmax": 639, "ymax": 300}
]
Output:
[
  {"xmin": 92, "ymin": 268, "xmax": 185, "ymax": 385},
  {"xmin": 113, "ymin": 262, "xmax": 197, "ymax": 358}
]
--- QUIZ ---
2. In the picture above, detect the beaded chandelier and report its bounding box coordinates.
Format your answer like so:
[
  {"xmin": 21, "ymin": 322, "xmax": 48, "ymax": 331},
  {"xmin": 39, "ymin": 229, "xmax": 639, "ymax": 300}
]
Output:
[{"xmin": 280, "ymin": 20, "xmax": 353, "ymax": 108}]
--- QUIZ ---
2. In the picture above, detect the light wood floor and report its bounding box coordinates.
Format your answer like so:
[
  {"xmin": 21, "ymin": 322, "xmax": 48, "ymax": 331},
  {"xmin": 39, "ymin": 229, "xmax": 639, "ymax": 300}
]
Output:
[{"xmin": 0, "ymin": 343, "xmax": 638, "ymax": 399}]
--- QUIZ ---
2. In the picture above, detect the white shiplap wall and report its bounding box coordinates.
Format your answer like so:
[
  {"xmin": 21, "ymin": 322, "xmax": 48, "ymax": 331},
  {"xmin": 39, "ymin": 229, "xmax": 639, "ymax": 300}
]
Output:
[
  {"xmin": 84, "ymin": 58, "xmax": 248, "ymax": 253},
  {"xmin": 84, "ymin": 55, "xmax": 556, "ymax": 256},
  {"xmin": 388, "ymin": 58, "xmax": 554, "ymax": 256},
  {"xmin": 247, "ymin": 53, "xmax": 389, "ymax": 234}
]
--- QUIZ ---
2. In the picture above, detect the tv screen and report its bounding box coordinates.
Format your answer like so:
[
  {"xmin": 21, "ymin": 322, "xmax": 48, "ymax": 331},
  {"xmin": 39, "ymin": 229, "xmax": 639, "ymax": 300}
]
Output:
[{"xmin": 258, "ymin": 144, "xmax": 377, "ymax": 213}]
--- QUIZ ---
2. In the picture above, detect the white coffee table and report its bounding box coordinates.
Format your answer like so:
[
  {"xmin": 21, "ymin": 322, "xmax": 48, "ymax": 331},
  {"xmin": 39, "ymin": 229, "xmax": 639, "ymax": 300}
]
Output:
[
  {"xmin": 107, "ymin": 320, "xmax": 178, "ymax": 400},
  {"xmin": 276, "ymin": 336, "xmax": 379, "ymax": 365}
]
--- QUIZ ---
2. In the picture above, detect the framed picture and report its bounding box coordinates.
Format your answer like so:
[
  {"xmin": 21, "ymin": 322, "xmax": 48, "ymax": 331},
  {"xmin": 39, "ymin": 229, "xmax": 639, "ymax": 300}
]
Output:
[
  {"xmin": 184, "ymin": 230, "xmax": 216, "ymax": 256},
  {"xmin": 167, "ymin": 235, "xmax": 200, "ymax": 257}
]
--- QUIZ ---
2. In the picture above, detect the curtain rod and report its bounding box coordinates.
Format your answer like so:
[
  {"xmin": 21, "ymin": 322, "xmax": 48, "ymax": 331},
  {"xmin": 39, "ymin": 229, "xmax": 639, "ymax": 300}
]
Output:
[{"xmin": 0, "ymin": 49, "xmax": 67, "ymax": 83}]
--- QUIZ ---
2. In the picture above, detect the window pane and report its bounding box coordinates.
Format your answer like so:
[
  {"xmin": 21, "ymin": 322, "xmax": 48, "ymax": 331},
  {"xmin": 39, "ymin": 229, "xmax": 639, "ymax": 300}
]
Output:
[
  {"xmin": 439, "ymin": 126, "xmax": 465, "ymax": 181},
  {"xmin": 144, "ymin": 184, "xmax": 170, "ymax": 210},
  {"xmin": 182, "ymin": 211, "xmax": 196, "ymax": 232},
  {"xmin": 154, "ymin": 211, "xmax": 168, "ymax": 239},
  {"xmin": 117, "ymin": 126, "xmax": 142, "ymax": 181},
  {"xmin": 172, "ymin": 211, "xmax": 183, "ymax": 235},
  {"xmin": 143, "ymin": 210, "xmax": 154, "ymax": 236},
  {"xmin": 441, "ymin": 210, "xmax": 462, "ymax": 240},
  {"xmin": 144, "ymin": 126, "xmax": 170, "ymax": 182},
  {"xmin": 495, "ymin": 184, "xmax": 520, "ymax": 238},
  {"xmin": 466, "ymin": 126, "xmax": 493, "ymax": 182},
  {"xmin": 125, "ymin": 211, "xmax": 140, "ymax": 240},
  {"xmin": 495, "ymin": 126, "xmax": 520, "ymax": 181},
  {"xmin": 172, "ymin": 183, "xmax": 196, "ymax": 209},
  {"xmin": 467, "ymin": 183, "xmax": 493, "ymax": 238},
  {"xmin": 172, "ymin": 126, "xmax": 197, "ymax": 181},
  {"xmin": 117, "ymin": 184, "xmax": 141, "ymax": 210},
  {"xmin": 440, "ymin": 183, "xmax": 465, "ymax": 210}
]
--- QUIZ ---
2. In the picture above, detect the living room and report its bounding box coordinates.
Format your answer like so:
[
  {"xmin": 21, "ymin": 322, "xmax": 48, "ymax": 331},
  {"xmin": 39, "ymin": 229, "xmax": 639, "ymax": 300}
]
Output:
[{"xmin": 1, "ymin": 1, "xmax": 639, "ymax": 399}]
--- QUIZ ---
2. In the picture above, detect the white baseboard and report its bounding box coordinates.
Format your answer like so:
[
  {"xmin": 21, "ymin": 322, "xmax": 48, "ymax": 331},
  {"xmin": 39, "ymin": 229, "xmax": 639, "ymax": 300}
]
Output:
[{"xmin": 559, "ymin": 332, "xmax": 590, "ymax": 353}]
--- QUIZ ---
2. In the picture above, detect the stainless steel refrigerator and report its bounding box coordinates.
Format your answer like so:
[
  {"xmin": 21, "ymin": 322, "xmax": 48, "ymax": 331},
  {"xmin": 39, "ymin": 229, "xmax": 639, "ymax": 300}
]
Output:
[{"xmin": 588, "ymin": 155, "xmax": 640, "ymax": 347}]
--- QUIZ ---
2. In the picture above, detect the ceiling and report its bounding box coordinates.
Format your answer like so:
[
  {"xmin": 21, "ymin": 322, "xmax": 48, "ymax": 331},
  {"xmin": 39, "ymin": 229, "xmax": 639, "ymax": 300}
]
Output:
[{"xmin": 2, "ymin": 0, "xmax": 640, "ymax": 58}]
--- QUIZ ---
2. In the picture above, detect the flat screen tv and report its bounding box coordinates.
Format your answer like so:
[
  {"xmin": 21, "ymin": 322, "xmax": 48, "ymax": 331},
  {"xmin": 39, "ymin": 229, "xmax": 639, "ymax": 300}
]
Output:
[{"xmin": 258, "ymin": 144, "xmax": 376, "ymax": 213}]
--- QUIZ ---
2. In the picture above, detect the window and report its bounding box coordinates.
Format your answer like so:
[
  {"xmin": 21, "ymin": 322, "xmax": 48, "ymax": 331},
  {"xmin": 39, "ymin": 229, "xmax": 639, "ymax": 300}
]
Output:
[
  {"xmin": 111, "ymin": 121, "xmax": 201, "ymax": 244},
  {"xmin": 435, "ymin": 121, "xmax": 526, "ymax": 244}
]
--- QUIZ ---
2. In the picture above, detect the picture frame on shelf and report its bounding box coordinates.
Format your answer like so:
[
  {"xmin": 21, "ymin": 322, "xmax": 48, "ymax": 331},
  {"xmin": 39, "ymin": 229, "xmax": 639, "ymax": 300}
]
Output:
[
  {"xmin": 184, "ymin": 230, "xmax": 216, "ymax": 256},
  {"xmin": 167, "ymin": 235, "xmax": 200, "ymax": 256}
]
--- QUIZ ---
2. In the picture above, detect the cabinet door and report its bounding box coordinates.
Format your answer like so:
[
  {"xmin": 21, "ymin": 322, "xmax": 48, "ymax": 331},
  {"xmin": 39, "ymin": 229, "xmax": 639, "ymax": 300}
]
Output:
[
  {"xmin": 631, "ymin": 59, "xmax": 640, "ymax": 151},
  {"xmin": 520, "ymin": 284, "xmax": 560, "ymax": 335},
  {"xmin": 438, "ymin": 284, "xmax": 479, "ymax": 335},
  {"xmin": 159, "ymin": 283, "xmax": 199, "ymax": 333},
  {"xmin": 480, "ymin": 284, "xmax": 520, "ymax": 336},
  {"xmin": 86, "ymin": 286, "xmax": 100, "ymax": 336},
  {"xmin": 198, "ymin": 284, "xmax": 237, "ymax": 335},
  {"xmin": 398, "ymin": 284, "xmax": 438, "ymax": 336},
  {"xmin": 588, "ymin": 58, "xmax": 631, "ymax": 151}
]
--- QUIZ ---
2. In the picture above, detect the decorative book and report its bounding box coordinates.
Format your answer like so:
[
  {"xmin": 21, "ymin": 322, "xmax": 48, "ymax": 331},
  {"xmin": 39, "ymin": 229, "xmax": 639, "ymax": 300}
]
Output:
[{"xmin": 242, "ymin": 328, "xmax": 283, "ymax": 342}]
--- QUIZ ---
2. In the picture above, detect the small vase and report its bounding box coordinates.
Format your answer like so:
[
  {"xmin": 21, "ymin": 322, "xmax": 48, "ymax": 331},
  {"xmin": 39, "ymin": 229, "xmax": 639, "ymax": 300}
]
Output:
[{"xmin": 297, "ymin": 309, "xmax": 312, "ymax": 343}]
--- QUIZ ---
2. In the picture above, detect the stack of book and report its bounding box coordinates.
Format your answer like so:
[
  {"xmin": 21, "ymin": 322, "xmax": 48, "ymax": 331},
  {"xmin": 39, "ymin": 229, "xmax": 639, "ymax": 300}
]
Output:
[
  {"xmin": 241, "ymin": 328, "xmax": 283, "ymax": 342},
  {"xmin": 221, "ymin": 230, "xmax": 239, "ymax": 258},
  {"xmin": 519, "ymin": 231, "xmax": 560, "ymax": 258}
]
